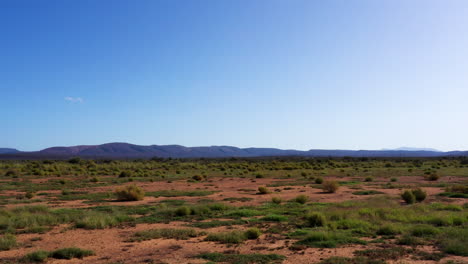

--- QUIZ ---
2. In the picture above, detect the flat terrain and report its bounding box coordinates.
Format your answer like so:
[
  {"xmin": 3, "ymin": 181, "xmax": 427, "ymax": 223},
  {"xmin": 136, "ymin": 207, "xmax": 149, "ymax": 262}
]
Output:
[{"xmin": 0, "ymin": 158, "xmax": 467, "ymax": 264}]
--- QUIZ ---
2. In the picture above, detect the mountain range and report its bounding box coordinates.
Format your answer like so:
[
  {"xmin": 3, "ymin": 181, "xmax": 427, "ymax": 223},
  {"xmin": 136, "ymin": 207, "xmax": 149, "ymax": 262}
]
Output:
[{"xmin": 0, "ymin": 143, "xmax": 466, "ymax": 159}]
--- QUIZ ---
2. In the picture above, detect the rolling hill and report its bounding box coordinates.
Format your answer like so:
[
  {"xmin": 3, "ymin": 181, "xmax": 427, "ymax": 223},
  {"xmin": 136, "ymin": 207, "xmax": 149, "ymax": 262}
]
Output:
[{"xmin": 0, "ymin": 143, "xmax": 466, "ymax": 159}]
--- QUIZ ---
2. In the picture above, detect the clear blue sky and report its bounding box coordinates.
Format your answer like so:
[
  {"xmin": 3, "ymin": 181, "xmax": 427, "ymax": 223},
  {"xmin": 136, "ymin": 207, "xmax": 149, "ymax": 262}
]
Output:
[{"xmin": 2, "ymin": 0, "xmax": 468, "ymax": 151}]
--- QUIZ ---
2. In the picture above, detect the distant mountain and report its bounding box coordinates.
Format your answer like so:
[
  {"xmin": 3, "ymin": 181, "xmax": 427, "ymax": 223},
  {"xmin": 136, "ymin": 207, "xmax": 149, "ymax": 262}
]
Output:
[
  {"xmin": 0, "ymin": 143, "xmax": 466, "ymax": 159},
  {"xmin": 0, "ymin": 148, "xmax": 20, "ymax": 154},
  {"xmin": 382, "ymin": 147, "xmax": 441, "ymax": 152}
]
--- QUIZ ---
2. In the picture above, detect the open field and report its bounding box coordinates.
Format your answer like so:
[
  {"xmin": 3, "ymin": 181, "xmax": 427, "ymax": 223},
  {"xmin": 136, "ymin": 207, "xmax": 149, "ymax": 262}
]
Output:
[{"xmin": 0, "ymin": 157, "xmax": 467, "ymax": 264}]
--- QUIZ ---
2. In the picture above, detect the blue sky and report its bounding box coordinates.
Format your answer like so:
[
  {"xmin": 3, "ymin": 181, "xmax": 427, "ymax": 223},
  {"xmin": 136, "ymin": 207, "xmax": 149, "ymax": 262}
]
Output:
[{"xmin": 1, "ymin": 0, "xmax": 468, "ymax": 151}]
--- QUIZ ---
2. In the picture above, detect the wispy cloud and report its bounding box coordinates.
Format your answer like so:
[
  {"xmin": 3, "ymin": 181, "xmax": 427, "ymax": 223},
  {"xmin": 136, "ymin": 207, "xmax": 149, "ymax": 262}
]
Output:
[{"xmin": 64, "ymin": 97, "xmax": 83, "ymax": 103}]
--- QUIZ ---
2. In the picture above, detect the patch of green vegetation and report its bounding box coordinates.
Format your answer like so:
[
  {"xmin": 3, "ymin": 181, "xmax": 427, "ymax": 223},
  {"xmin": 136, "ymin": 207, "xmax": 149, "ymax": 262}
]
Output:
[
  {"xmin": 128, "ymin": 228, "xmax": 199, "ymax": 242},
  {"xmin": 115, "ymin": 184, "xmax": 145, "ymax": 201},
  {"xmin": 188, "ymin": 219, "xmax": 247, "ymax": 229},
  {"xmin": 319, "ymin": 256, "xmax": 385, "ymax": 264},
  {"xmin": 260, "ymin": 214, "xmax": 288, "ymax": 222},
  {"xmin": 293, "ymin": 231, "xmax": 367, "ymax": 248},
  {"xmin": 23, "ymin": 248, "xmax": 94, "ymax": 262},
  {"xmin": 0, "ymin": 234, "xmax": 16, "ymax": 251},
  {"xmin": 196, "ymin": 252, "xmax": 285, "ymax": 264},
  {"xmin": 205, "ymin": 230, "xmax": 247, "ymax": 244}
]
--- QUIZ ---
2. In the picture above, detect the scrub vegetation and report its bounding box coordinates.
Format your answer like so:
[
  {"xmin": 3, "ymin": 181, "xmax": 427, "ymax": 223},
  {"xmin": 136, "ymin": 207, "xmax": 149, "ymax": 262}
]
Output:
[{"xmin": 0, "ymin": 157, "xmax": 466, "ymax": 263}]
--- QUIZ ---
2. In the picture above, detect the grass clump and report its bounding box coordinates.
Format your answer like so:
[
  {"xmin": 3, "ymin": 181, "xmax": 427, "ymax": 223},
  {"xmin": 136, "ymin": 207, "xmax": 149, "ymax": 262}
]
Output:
[
  {"xmin": 376, "ymin": 224, "xmax": 401, "ymax": 236},
  {"xmin": 294, "ymin": 194, "xmax": 309, "ymax": 204},
  {"xmin": 197, "ymin": 252, "xmax": 285, "ymax": 264},
  {"xmin": 261, "ymin": 214, "xmax": 288, "ymax": 222},
  {"xmin": 50, "ymin": 247, "xmax": 94, "ymax": 259},
  {"xmin": 411, "ymin": 188, "xmax": 427, "ymax": 202},
  {"xmin": 0, "ymin": 234, "xmax": 17, "ymax": 251},
  {"xmin": 319, "ymin": 256, "xmax": 385, "ymax": 264},
  {"xmin": 322, "ymin": 181, "xmax": 339, "ymax": 193},
  {"xmin": 294, "ymin": 231, "xmax": 366, "ymax": 248},
  {"xmin": 438, "ymin": 228, "xmax": 468, "ymax": 256},
  {"xmin": 129, "ymin": 228, "xmax": 198, "ymax": 242},
  {"xmin": 258, "ymin": 186, "xmax": 270, "ymax": 194},
  {"xmin": 245, "ymin": 227, "xmax": 262, "ymax": 239},
  {"xmin": 175, "ymin": 206, "xmax": 192, "ymax": 216},
  {"xmin": 401, "ymin": 190, "xmax": 416, "ymax": 204},
  {"xmin": 205, "ymin": 230, "xmax": 247, "ymax": 244},
  {"xmin": 410, "ymin": 225, "xmax": 439, "ymax": 237},
  {"xmin": 115, "ymin": 184, "xmax": 145, "ymax": 201},
  {"xmin": 271, "ymin": 197, "xmax": 282, "ymax": 204},
  {"xmin": 24, "ymin": 248, "xmax": 94, "ymax": 262},
  {"xmin": 23, "ymin": 250, "xmax": 50, "ymax": 262},
  {"xmin": 305, "ymin": 212, "xmax": 327, "ymax": 227}
]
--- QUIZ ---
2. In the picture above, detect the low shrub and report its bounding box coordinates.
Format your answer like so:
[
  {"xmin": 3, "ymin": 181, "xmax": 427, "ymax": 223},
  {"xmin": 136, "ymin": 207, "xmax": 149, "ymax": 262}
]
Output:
[
  {"xmin": 427, "ymin": 172, "xmax": 440, "ymax": 181},
  {"xmin": 245, "ymin": 228, "xmax": 262, "ymax": 239},
  {"xmin": 197, "ymin": 252, "xmax": 286, "ymax": 264},
  {"xmin": 315, "ymin": 177, "xmax": 324, "ymax": 184},
  {"xmin": 412, "ymin": 188, "xmax": 427, "ymax": 202},
  {"xmin": 401, "ymin": 190, "xmax": 416, "ymax": 204},
  {"xmin": 376, "ymin": 225, "xmax": 401, "ymax": 236},
  {"xmin": 271, "ymin": 197, "xmax": 282, "ymax": 204},
  {"xmin": 118, "ymin": 171, "xmax": 133, "ymax": 178},
  {"xmin": 50, "ymin": 247, "xmax": 94, "ymax": 259},
  {"xmin": 115, "ymin": 185, "xmax": 145, "ymax": 201},
  {"xmin": 0, "ymin": 234, "xmax": 17, "ymax": 251},
  {"xmin": 295, "ymin": 195, "xmax": 309, "ymax": 204},
  {"xmin": 258, "ymin": 186, "xmax": 270, "ymax": 194},
  {"xmin": 23, "ymin": 250, "xmax": 49, "ymax": 262},
  {"xmin": 322, "ymin": 181, "xmax": 339, "ymax": 193},
  {"xmin": 305, "ymin": 212, "xmax": 327, "ymax": 227},
  {"xmin": 205, "ymin": 230, "xmax": 247, "ymax": 244},
  {"xmin": 130, "ymin": 228, "xmax": 198, "ymax": 241},
  {"xmin": 175, "ymin": 206, "xmax": 192, "ymax": 216}
]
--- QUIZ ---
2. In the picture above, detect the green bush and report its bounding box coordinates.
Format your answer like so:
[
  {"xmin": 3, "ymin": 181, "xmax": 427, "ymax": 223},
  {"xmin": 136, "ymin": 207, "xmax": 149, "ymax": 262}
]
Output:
[
  {"xmin": 295, "ymin": 195, "xmax": 309, "ymax": 204},
  {"xmin": 245, "ymin": 228, "xmax": 262, "ymax": 239},
  {"xmin": 401, "ymin": 190, "xmax": 416, "ymax": 204},
  {"xmin": 427, "ymin": 172, "xmax": 440, "ymax": 181},
  {"xmin": 376, "ymin": 225, "xmax": 401, "ymax": 236},
  {"xmin": 315, "ymin": 177, "xmax": 324, "ymax": 184},
  {"xmin": 4, "ymin": 170, "xmax": 18, "ymax": 177},
  {"xmin": 305, "ymin": 212, "xmax": 327, "ymax": 227},
  {"xmin": 271, "ymin": 197, "xmax": 282, "ymax": 204},
  {"xmin": 50, "ymin": 247, "xmax": 94, "ymax": 259},
  {"xmin": 0, "ymin": 234, "xmax": 17, "ymax": 251},
  {"xmin": 412, "ymin": 188, "xmax": 427, "ymax": 202},
  {"xmin": 23, "ymin": 250, "xmax": 49, "ymax": 262},
  {"xmin": 205, "ymin": 230, "xmax": 247, "ymax": 244},
  {"xmin": 130, "ymin": 228, "xmax": 198, "ymax": 241},
  {"xmin": 258, "ymin": 186, "xmax": 270, "ymax": 194},
  {"xmin": 118, "ymin": 171, "xmax": 133, "ymax": 178},
  {"xmin": 322, "ymin": 181, "xmax": 339, "ymax": 193},
  {"xmin": 114, "ymin": 184, "xmax": 145, "ymax": 201},
  {"xmin": 25, "ymin": 191, "xmax": 35, "ymax": 199},
  {"xmin": 410, "ymin": 225, "xmax": 439, "ymax": 237},
  {"xmin": 175, "ymin": 206, "xmax": 192, "ymax": 216},
  {"xmin": 364, "ymin": 177, "xmax": 373, "ymax": 182},
  {"xmin": 192, "ymin": 175, "xmax": 203, "ymax": 181},
  {"xmin": 197, "ymin": 252, "xmax": 285, "ymax": 264}
]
